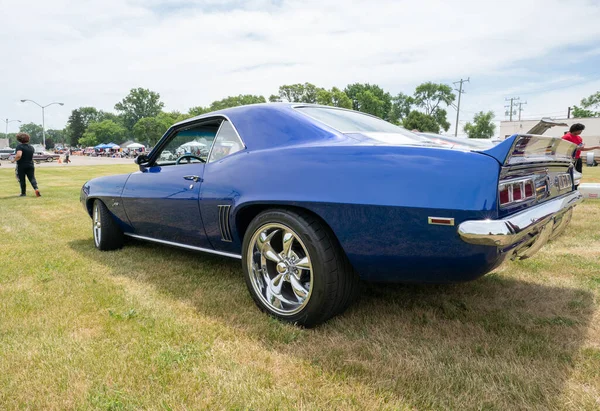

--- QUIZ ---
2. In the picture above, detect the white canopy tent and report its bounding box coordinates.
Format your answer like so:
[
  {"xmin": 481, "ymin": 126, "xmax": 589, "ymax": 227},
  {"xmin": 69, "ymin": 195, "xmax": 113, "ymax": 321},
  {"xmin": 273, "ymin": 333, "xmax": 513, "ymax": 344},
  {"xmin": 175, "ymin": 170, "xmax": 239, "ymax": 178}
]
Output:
[
  {"xmin": 179, "ymin": 141, "xmax": 206, "ymax": 149},
  {"xmin": 126, "ymin": 143, "xmax": 145, "ymax": 149}
]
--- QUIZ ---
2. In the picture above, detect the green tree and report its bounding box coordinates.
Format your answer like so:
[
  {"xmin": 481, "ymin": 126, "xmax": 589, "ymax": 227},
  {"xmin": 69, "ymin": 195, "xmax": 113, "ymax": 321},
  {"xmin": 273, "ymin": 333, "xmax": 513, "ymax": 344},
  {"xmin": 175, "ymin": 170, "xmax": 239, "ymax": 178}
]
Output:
[
  {"xmin": 46, "ymin": 129, "xmax": 66, "ymax": 146},
  {"xmin": 187, "ymin": 106, "xmax": 208, "ymax": 117},
  {"xmin": 65, "ymin": 107, "xmax": 103, "ymax": 146},
  {"xmin": 96, "ymin": 111, "xmax": 125, "ymax": 125},
  {"xmin": 432, "ymin": 108, "xmax": 451, "ymax": 132},
  {"xmin": 80, "ymin": 120, "xmax": 126, "ymax": 146},
  {"xmin": 572, "ymin": 91, "xmax": 600, "ymax": 117},
  {"xmin": 208, "ymin": 94, "xmax": 266, "ymax": 111},
  {"xmin": 356, "ymin": 90, "xmax": 385, "ymax": 118},
  {"xmin": 6, "ymin": 133, "xmax": 17, "ymax": 147},
  {"xmin": 114, "ymin": 88, "xmax": 165, "ymax": 131},
  {"xmin": 464, "ymin": 111, "xmax": 496, "ymax": 139},
  {"xmin": 316, "ymin": 87, "xmax": 353, "ymax": 108},
  {"xmin": 413, "ymin": 82, "xmax": 455, "ymax": 115},
  {"xmin": 389, "ymin": 92, "xmax": 414, "ymax": 124},
  {"xmin": 344, "ymin": 83, "xmax": 392, "ymax": 120},
  {"xmin": 19, "ymin": 123, "xmax": 44, "ymax": 144},
  {"xmin": 402, "ymin": 111, "xmax": 440, "ymax": 133},
  {"xmin": 158, "ymin": 111, "xmax": 187, "ymax": 124},
  {"xmin": 133, "ymin": 116, "xmax": 171, "ymax": 147},
  {"xmin": 78, "ymin": 133, "xmax": 99, "ymax": 148},
  {"xmin": 271, "ymin": 83, "xmax": 321, "ymax": 103},
  {"xmin": 412, "ymin": 82, "xmax": 455, "ymax": 131},
  {"xmin": 186, "ymin": 95, "xmax": 266, "ymax": 119}
]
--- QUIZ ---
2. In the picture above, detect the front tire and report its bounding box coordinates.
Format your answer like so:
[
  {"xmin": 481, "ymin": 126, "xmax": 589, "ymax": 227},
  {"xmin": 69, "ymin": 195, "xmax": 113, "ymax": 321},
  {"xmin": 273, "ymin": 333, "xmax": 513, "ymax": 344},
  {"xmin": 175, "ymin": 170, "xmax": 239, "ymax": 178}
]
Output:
[
  {"xmin": 242, "ymin": 209, "xmax": 359, "ymax": 327},
  {"xmin": 92, "ymin": 200, "xmax": 124, "ymax": 251}
]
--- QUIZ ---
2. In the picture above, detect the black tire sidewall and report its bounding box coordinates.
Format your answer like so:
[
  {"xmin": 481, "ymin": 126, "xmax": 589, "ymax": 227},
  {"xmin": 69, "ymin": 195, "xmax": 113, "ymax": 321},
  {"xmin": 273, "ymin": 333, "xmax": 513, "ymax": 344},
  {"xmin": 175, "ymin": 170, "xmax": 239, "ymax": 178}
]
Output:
[
  {"xmin": 242, "ymin": 209, "xmax": 338, "ymax": 327},
  {"xmin": 93, "ymin": 200, "xmax": 124, "ymax": 251}
]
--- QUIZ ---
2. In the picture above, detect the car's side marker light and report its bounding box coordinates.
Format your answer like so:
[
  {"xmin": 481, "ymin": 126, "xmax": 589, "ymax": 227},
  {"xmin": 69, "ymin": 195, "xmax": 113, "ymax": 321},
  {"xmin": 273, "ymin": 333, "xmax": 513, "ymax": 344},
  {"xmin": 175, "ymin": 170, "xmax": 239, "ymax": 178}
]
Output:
[{"xmin": 428, "ymin": 217, "xmax": 455, "ymax": 226}]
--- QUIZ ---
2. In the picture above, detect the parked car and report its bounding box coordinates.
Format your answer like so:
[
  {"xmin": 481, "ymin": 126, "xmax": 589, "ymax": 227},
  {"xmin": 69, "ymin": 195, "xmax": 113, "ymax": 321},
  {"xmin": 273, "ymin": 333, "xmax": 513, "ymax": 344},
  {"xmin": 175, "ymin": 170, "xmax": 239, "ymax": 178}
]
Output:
[
  {"xmin": 159, "ymin": 150, "xmax": 175, "ymax": 161},
  {"xmin": 34, "ymin": 152, "xmax": 61, "ymax": 162},
  {"xmin": 0, "ymin": 148, "xmax": 15, "ymax": 160},
  {"xmin": 80, "ymin": 104, "xmax": 582, "ymax": 326},
  {"xmin": 7, "ymin": 151, "xmax": 60, "ymax": 163}
]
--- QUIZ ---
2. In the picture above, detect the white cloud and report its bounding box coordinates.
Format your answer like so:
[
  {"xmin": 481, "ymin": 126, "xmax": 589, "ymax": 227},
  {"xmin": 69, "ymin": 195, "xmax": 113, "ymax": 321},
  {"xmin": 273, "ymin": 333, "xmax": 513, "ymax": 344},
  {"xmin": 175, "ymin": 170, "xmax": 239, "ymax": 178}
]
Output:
[{"xmin": 1, "ymin": 0, "xmax": 600, "ymax": 134}]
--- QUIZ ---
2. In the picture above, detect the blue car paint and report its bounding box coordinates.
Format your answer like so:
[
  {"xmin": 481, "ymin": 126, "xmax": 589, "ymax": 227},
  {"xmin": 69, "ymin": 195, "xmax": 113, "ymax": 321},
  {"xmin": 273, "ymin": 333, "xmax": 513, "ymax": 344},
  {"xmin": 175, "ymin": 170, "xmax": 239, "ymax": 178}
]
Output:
[
  {"xmin": 82, "ymin": 174, "xmax": 133, "ymax": 232},
  {"xmin": 200, "ymin": 143, "xmax": 501, "ymax": 282},
  {"xmin": 121, "ymin": 164, "xmax": 211, "ymax": 248},
  {"xmin": 82, "ymin": 103, "xmax": 507, "ymax": 283}
]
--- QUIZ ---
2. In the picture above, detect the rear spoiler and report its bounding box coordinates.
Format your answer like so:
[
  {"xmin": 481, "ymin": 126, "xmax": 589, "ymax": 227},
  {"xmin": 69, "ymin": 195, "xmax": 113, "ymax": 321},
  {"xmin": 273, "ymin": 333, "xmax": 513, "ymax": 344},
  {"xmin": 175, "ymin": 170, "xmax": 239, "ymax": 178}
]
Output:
[{"xmin": 479, "ymin": 134, "xmax": 577, "ymax": 166}]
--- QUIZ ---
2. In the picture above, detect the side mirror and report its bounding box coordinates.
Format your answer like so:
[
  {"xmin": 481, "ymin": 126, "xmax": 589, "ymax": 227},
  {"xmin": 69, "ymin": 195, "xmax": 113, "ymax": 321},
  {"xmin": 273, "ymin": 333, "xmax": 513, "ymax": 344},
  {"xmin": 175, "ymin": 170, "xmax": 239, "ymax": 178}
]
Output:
[{"xmin": 135, "ymin": 154, "xmax": 149, "ymax": 165}]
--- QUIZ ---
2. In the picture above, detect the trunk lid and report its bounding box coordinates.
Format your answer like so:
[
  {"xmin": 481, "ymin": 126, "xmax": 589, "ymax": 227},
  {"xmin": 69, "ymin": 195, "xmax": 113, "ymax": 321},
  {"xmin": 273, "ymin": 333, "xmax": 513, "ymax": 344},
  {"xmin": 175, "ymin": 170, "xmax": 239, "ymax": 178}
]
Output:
[{"xmin": 480, "ymin": 134, "xmax": 577, "ymax": 166}]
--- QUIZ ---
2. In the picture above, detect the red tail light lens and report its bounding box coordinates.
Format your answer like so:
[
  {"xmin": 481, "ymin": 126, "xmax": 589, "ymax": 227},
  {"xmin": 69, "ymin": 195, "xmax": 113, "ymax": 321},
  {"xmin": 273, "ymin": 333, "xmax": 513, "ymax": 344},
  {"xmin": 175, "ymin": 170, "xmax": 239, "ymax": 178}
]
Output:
[
  {"xmin": 499, "ymin": 186, "xmax": 509, "ymax": 205},
  {"xmin": 512, "ymin": 183, "xmax": 522, "ymax": 201},
  {"xmin": 498, "ymin": 178, "xmax": 536, "ymax": 208},
  {"xmin": 524, "ymin": 181, "xmax": 534, "ymax": 198}
]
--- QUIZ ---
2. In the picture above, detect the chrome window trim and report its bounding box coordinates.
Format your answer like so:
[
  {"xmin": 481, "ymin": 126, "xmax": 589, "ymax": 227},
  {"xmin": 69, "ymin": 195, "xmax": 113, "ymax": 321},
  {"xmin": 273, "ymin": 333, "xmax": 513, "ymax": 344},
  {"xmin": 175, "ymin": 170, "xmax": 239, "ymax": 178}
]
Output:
[
  {"xmin": 124, "ymin": 233, "xmax": 241, "ymax": 259},
  {"xmin": 148, "ymin": 114, "xmax": 246, "ymax": 167},
  {"xmin": 206, "ymin": 118, "xmax": 246, "ymax": 164}
]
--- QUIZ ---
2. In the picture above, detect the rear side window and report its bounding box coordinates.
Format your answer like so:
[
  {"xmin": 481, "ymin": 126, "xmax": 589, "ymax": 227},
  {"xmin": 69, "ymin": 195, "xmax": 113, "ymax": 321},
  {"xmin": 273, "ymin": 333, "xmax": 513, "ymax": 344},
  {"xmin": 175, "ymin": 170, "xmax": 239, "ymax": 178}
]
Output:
[
  {"xmin": 208, "ymin": 121, "xmax": 244, "ymax": 163},
  {"xmin": 295, "ymin": 106, "xmax": 434, "ymax": 145},
  {"xmin": 296, "ymin": 106, "xmax": 406, "ymax": 133}
]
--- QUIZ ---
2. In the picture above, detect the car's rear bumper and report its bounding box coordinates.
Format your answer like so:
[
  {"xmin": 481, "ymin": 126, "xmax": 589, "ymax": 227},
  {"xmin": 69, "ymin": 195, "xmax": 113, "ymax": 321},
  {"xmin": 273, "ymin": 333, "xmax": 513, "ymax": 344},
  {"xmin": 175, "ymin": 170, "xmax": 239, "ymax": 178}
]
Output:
[{"xmin": 458, "ymin": 191, "xmax": 582, "ymax": 259}]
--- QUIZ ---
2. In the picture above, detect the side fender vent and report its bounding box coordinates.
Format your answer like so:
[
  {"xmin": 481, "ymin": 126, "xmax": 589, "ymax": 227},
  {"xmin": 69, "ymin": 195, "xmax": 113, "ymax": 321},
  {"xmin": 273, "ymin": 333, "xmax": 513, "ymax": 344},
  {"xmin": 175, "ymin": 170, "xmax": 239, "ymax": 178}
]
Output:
[{"xmin": 218, "ymin": 205, "xmax": 233, "ymax": 242}]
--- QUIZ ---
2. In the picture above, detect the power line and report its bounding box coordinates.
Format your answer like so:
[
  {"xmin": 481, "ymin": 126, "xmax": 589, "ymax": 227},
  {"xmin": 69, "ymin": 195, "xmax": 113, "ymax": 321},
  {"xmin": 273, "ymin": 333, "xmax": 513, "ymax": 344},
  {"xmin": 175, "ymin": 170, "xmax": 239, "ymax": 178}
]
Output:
[{"xmin": 453, "ymin": 77, "xmax": 469, "ymax": 137}]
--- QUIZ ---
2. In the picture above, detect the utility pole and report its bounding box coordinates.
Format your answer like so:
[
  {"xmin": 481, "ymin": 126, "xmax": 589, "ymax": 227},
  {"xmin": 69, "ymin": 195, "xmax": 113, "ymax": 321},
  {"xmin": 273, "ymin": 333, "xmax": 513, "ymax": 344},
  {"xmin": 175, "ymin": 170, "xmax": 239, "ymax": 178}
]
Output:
[
  {"xmin": 517, "ymin": 101, "xmax": 527, "ymax": 121},
  {"xmin": 505, "ymin": 97, "xmax": 520, "ymax": 121},
  {"xmin": 453, "ymin": 77, "xmax": 469, "ymax": 137}
]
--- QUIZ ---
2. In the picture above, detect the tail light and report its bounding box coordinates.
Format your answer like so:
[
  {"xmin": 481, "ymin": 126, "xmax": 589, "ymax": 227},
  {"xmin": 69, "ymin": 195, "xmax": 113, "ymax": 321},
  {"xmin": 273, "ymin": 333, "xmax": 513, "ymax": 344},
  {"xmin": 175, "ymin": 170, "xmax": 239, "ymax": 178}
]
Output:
[{"xmin": 499, "ymin": 178, "xmax": 536, "ymax": 208}]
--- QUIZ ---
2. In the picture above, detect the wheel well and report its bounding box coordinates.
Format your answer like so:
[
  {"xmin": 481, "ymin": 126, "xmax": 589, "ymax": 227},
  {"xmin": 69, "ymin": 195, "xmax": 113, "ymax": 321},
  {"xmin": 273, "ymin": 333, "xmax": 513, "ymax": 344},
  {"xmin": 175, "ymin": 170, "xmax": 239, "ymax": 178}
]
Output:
[
  {"xmin": 85, "ymin": 198, "xmax": 95, "ymax": 217},
  {"xmin": 235, "ymin": 204, "xmax": 336, "ymax": 244}
]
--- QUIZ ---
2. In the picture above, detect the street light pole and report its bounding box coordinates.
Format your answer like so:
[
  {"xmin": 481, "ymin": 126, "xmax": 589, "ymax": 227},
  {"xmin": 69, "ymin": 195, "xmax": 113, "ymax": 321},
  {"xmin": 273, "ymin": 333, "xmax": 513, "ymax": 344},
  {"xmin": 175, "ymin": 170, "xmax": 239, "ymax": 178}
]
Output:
[
  {"xmin": 20, "ymin": 99, "xmax": 64, "ymax": 148},
  {"xmin": 3, "ymin": 118, "xmax": 22, "ymax": 139}
]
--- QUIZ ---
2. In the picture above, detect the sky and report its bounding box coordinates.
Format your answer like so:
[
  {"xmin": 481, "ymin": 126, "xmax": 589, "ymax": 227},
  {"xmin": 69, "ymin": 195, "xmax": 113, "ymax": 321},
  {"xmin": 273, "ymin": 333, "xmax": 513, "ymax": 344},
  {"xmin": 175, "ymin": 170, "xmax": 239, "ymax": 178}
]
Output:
[{"xmin": 2, "ymin": 0, "xmax": 600, "ymax": 137}]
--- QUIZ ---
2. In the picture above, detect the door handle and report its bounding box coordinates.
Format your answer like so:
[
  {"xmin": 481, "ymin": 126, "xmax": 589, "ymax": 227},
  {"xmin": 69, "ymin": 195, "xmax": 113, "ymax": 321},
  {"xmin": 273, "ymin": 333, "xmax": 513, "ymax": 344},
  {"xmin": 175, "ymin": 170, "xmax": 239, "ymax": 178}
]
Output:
[{"xmin": 183, "ymin": 175, "xmax": 202, "ymax": 182}]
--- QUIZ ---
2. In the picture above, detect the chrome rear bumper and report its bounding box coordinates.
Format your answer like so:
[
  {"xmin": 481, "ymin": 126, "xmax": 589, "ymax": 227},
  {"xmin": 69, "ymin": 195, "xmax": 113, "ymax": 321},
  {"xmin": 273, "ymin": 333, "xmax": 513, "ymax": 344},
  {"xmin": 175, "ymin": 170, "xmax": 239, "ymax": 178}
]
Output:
[{"xmin": 458, "ymin": 191, "xmax": 583, "ymax": 259}]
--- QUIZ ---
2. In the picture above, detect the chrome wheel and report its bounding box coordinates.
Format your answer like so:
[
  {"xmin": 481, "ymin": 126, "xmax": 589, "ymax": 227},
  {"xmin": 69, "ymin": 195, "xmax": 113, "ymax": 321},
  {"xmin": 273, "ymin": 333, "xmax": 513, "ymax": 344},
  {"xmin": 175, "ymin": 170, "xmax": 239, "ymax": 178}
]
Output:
[
  {"xmin": 247, "ymin": 223, "xmax": 313, "ymax": 316},
  {"xmin": 93, "ymin": 202, "xmax": 102, "ymax": 247}
]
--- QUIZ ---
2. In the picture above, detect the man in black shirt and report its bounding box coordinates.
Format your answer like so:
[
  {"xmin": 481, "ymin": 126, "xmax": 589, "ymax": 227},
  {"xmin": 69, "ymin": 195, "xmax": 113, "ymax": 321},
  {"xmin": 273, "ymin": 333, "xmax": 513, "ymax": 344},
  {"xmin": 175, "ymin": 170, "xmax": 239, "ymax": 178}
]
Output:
[{"xmin": 11, "ymin": 133, "xmax": 41, "ymax": 197}]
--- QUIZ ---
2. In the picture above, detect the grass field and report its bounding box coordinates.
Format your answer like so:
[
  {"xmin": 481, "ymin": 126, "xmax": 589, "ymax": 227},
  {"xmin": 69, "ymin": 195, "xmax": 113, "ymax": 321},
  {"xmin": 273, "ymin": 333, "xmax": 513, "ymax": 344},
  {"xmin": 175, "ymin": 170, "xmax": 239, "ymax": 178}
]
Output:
[{"xmin": 1, "ymin": 163, "xmax": 599, "ymax": 410}]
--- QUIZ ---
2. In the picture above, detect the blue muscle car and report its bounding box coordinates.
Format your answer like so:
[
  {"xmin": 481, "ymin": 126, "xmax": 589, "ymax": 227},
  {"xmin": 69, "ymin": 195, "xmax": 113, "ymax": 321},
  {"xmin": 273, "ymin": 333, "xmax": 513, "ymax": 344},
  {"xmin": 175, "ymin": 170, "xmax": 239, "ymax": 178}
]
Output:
[{"xmin": 81, "ymin": 103, "xmax": 582, "ymax": 327}]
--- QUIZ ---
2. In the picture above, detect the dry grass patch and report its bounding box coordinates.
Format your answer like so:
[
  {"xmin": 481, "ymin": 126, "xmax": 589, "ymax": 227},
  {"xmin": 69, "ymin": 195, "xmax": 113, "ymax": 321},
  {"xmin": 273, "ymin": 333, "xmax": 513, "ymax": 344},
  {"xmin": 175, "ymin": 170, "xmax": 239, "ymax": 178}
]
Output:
[{"xmin": 0, "ymin": 164, "xmax": 599, "ymax": 410}]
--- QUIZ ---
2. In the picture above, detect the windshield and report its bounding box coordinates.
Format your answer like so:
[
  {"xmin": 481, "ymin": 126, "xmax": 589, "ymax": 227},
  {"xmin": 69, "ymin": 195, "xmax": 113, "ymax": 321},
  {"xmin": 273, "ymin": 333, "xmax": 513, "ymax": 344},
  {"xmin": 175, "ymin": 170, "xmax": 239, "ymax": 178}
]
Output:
[{"xmin": 295, "ymin": 106, "xmax": 433, "ymax": 144}]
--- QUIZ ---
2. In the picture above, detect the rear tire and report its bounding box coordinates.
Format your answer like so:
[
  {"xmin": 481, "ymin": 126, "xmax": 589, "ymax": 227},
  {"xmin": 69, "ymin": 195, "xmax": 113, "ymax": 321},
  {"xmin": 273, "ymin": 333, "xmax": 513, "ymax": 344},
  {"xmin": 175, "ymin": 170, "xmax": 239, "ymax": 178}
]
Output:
[
  {"xmin": 242, "ymin": 208, "xmax": 359, "ymax": 327},
  {"xmin": 92, "ymin": 200, "xmax": 124, "ymax": 251}
]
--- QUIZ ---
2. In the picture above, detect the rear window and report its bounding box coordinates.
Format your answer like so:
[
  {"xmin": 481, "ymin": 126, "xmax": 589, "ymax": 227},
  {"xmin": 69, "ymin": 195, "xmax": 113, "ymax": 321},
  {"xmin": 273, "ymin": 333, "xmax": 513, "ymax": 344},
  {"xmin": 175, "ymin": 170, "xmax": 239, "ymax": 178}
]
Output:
[{"xmin": 295, "ymin": 106, "xmax": 432, "ymax": 144}]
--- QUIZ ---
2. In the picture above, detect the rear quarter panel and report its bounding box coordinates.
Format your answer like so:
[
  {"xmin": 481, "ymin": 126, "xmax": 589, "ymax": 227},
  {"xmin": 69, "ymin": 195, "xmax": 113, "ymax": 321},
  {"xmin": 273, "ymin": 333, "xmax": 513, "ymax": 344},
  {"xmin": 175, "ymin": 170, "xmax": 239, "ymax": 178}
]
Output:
[{"xmin": 203, "ymin": 144, "xmax": 503, "ymax": 282}]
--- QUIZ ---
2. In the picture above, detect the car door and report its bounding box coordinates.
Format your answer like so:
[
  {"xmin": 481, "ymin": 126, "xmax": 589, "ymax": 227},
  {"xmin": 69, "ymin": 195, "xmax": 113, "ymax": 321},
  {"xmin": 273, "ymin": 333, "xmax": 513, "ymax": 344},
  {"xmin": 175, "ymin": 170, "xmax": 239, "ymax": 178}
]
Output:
[
  {"xmin": 121, "ymin": 120, "xmax": 219, "ymax": 248},
  {"xmin": 198, "ymin": 119, "xmax": 246, "ymax": 254}
]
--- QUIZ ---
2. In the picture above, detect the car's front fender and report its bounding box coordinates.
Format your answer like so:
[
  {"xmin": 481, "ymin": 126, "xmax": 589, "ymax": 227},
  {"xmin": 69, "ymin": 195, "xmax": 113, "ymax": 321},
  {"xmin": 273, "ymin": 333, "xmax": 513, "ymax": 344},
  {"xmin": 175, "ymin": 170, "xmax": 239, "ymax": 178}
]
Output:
[{"xmin": 81, "ymin": 173, "xmax": 133, "ymax": 231}]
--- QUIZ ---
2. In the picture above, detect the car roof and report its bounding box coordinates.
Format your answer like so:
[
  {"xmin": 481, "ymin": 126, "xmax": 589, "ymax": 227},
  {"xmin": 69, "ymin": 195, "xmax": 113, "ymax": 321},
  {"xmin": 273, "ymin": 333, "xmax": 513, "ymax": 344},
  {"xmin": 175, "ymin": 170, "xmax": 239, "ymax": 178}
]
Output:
[{"xmin": 173, "ymin": 103, "xmax": 349, "ymax": 151}]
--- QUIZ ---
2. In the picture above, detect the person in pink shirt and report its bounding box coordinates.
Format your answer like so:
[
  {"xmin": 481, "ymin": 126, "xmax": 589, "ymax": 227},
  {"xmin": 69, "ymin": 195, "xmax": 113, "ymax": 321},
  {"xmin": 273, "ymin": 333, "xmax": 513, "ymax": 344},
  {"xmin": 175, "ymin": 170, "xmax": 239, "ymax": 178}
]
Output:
[{"xmin": 562, "ymin": 123, "xmax": 600, "ymax": 173}]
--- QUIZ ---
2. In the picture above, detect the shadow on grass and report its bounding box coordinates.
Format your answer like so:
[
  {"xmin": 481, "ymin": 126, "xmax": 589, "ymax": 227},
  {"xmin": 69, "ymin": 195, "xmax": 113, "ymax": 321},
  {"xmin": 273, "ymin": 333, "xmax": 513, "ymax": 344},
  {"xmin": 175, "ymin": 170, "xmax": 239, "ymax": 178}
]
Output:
[{"xmin": 69, "ymin": 238, "xmax": 595, "ymax": 409}]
